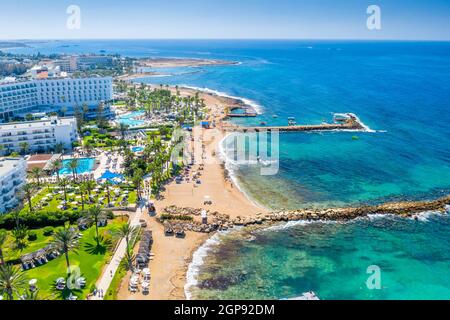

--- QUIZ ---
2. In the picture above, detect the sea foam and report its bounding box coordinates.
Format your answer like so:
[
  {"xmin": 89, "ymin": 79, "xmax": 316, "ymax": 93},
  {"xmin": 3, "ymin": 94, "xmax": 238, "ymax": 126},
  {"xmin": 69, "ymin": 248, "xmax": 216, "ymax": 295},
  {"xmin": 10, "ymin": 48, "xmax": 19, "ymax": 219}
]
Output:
[{"xmin": 181, "ymin": 85, "xmax": 264, "ymax": 114}]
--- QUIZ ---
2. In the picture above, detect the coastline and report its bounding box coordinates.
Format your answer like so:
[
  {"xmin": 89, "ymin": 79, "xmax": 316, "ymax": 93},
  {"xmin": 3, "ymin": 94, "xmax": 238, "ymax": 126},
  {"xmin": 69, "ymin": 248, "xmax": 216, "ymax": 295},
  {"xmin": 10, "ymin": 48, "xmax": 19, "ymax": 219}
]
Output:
[
  {"xmin": 117, "ymin": 83, "xmax": 268, "ymax": 300},
  {"xmin": 117, "ymin": 80, "xmax": 450, "ymax": 300}
]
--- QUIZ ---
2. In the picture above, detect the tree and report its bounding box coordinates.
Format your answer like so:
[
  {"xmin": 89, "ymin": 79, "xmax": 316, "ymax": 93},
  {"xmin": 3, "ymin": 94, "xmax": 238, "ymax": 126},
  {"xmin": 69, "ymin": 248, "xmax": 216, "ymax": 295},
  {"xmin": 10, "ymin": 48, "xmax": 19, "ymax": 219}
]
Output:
[
  {"xmin": 30, "ymin": 167, "xmax": 43, "ymax": 187},
  {"xmin": 79, "ymin": 182, "xmax": 87, "ymax": 211},
  {"xmin": 51, "ymin": 226, "xmax": 79, "ymax": 275},
  {"xmin": 112, "ymin": 223, "xmax": 138, "ymax": 272},
  {"xmin": 0, "ymin": 230, "xmax": 7, "ymax": 265},
  {"xmin": 20, "ymin": 183, "xmax": 35, "ymax": 212},
  {"xmin": 119, "ymin": 123, "xmax": 129, "ymax": 140},
  {"xmin": 0, "ymin": 144, "xmax": 5, "ymax": 156},
  {"xmin": 84, "ymin": 206, "xmax": 107, "ymax": 247},
  {"xmin": 104, "ymin": 180, "xmax": 112, "ymax": 206},
  {"xmin": 85, "ymin": 180, "xmax": 96, "ymax": 197},
  {"xmin": 0, "ymin": 264, "xmax": 28, "ymax": 300},
  {"xmin": 51, "ymin": 159, "xmax": 63, "ymax": 183},
  {"xmin": 132, "ymin": 169, "xmax": 144, "ymax": 201},
  {"xmin": 58, "ymin": 178, "xmax": 69, "ymax": 202},
  {"xmin": 67, "ymin": 159, "xmax": 79, "ymax": 180},
  {"xmin": 19, "ymin": 142, "xmax": 29, "ymax": 155},
  {"xmin": 11, "ymin": 225, "xmax": 28, "ymax": 249},
  {"xmin": 55, "ymin": 142, "xmax": 64, "ymax": 154}
]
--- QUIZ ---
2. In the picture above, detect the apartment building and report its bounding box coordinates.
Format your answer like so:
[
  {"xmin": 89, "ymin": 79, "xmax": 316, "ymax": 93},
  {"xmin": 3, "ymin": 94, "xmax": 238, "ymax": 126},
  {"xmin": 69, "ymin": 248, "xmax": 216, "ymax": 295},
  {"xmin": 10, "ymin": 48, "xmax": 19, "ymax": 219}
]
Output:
[
  {"xmin": 0, "ymin": 157, "xmax": 26, "ymax": 213},
  {"xmin": 0, "ymin": 116, "xmax": 78, "ymax": 154}
]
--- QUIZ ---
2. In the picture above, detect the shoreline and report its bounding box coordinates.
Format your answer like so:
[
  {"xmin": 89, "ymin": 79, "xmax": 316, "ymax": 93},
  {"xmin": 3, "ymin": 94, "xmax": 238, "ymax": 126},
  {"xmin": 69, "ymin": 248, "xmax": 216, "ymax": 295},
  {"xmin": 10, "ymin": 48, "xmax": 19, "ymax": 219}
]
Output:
[
  {"xmin": 116, "ymin": 80, "xmax": 450, "ymax": 300},
  {"xmin": 117, "ymin": 83, "xmax": 268, "ymax": 300}
]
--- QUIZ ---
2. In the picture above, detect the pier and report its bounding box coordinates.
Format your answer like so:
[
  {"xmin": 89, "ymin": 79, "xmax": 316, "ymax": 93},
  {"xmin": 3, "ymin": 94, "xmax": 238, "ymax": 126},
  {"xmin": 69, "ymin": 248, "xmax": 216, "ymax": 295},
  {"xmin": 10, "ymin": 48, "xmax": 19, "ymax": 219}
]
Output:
[
  {"xmin": 228, "ymin": 113, "xmax": 366, "ymax": 132},
  {"xmin": 226, "ymin": 105, "xmax": 258, "ymax": 118}
]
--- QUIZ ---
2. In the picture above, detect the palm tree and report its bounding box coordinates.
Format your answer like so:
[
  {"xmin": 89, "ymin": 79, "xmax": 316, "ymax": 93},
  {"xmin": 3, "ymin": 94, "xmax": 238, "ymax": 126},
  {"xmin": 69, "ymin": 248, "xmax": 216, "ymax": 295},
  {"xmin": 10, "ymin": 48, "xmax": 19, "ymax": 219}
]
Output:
[
  {"xmin": 85, "ymin": 180, "xmax": 96, "ymax": 197},
  {"xmin": 58, "ymin": 177, "xmax": 69, "ymax": 202},
  {"xmin": 30, "ymin": 167, "xmax": 43, "ymax": 187},
  {"xmin": 0, "ymin": 230, "xmax": 7, "ymax": 265},
  {"xmin": 19, "ymin": 142, "xmax": 29, "ymax": 155},
  {"xmin": 119, "ymin": 123, "xmax": 129, "ymax": 140},
  {"xmin": 103, "ymin": 180, "xmax": 112, "ymax": 206},
  {"xmin": 79, "ymin": 182, "xmax": 87, "ymax": 211},
  {"xmin": 67, "ymin": 159, "xmax": 79, "ymax": 180},
  {"xmin": 84, "ymin": 206, "xmax": 107, "ymax": 247},
  {"xmin": 51, "ymin": 159, "xmax": 63, "ymax": 183},
  {"xmin": 132, "ymin": 169, "xmax": 144, "ymax": 201},
  {"xmin": 20, "ymin": 183, "xmax": 35, "ymax": 212},
  {"xmin": 0, "ymin": 264, "xmax": 28, "ymax": 300},
  {"xmin": 11, "ymin": 225, "xmax": 28, "ymax": 249},
  {"xmin": 112, "ymin": 223, "xmax": 138, "ymax": 272},
  {"xmin": 52, "ymin": 227, "xmax": 79, "ymax": 275},
  {"xmin": 55, "ymin": 142, "xmax": 64, "ymax": 154}
]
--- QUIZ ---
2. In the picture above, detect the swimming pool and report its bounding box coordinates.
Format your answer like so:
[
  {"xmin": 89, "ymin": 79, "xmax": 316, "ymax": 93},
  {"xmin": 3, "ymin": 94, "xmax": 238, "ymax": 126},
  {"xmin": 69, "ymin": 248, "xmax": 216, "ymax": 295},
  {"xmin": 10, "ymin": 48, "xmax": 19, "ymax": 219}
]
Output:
[
  {"xmin": 132, "ymin": 146, "xmax": 144, "ymax": 153},
  {"xmin": 59, "ymin": 158, "xmax": 96, "ymax": 175},
  {"xmin": 118, "ymin": 111, "xmax": 145, "ymax": 127}
]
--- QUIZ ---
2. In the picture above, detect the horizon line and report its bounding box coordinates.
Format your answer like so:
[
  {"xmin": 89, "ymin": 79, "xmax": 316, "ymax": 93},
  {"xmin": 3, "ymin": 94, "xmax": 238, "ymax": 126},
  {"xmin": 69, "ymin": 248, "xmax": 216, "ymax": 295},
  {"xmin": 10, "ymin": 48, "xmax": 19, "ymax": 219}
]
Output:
[{"xmin": 2, "ymin": 38, "xmax": 450, "ymax": 42}]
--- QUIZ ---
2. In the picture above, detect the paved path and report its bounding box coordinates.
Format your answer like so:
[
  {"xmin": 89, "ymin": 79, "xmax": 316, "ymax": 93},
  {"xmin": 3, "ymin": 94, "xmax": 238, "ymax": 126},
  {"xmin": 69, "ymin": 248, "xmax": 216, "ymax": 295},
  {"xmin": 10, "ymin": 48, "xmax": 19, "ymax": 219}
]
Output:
[{"xmin": 91, "ymin": 203, "xmax": 145, "ymax": 300}]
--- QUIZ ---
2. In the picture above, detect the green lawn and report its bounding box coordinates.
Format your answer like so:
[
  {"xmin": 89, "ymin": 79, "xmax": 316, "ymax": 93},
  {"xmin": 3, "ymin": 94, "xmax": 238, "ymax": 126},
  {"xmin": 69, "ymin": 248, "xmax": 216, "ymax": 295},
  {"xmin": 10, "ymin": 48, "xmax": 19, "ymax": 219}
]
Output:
[
  {"xmin": 21, "ymin": 184, "xmax": 137, "ymax": 215},
  {"xmin": 3, "ymin": 228, "xmax": 54, "ymax": 262},
  {"xmin": 22, "ymin": 218, "xmax": 125, "ymax": 300}
]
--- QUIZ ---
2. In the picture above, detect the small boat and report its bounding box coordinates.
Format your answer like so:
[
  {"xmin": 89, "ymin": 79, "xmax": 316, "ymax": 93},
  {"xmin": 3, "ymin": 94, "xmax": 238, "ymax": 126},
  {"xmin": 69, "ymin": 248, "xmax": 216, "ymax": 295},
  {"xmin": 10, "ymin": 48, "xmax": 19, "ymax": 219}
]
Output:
[
  {"xmin": 272, "ymin": 114, "xmax": 278, "ymax": 118},
  {"xmin": 260, "ymin": 121, "xmax": 267, "ymax": 126},
  {"xmin": 288, "ymin": 117, "xmax": 296, "ymax": 126}
]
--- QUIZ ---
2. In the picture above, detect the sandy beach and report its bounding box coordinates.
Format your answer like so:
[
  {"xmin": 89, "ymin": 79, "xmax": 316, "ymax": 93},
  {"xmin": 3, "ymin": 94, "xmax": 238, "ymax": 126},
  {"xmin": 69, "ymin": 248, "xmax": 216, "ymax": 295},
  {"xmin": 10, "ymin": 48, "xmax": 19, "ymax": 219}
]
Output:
[{"xmin": 117, "ymin": 85, "xmax": 266, "ymax": 300}]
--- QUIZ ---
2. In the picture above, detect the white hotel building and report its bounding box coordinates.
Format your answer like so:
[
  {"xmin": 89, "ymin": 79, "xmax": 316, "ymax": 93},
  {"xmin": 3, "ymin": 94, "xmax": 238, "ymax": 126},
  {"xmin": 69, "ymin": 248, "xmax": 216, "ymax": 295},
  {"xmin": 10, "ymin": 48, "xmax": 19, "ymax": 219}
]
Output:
[
  {"xmin": 0, "ymin": 157, "xmax": 26, "ymax": 213},
  {"xmin": 0, "ymin": 77, "xmax": 113, "ymax": 122},
  {"xmin": 0, "ymin": 116, "xmax": 78, "ymax": 154}
]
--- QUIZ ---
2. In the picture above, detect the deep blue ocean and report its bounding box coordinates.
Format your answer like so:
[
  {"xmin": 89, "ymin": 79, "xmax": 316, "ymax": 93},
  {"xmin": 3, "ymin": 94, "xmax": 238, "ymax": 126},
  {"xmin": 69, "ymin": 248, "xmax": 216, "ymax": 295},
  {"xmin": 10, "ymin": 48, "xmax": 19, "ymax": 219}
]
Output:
[{"xmin": 6, "ymin": 40, "xmax": 450, "ymax": 299}]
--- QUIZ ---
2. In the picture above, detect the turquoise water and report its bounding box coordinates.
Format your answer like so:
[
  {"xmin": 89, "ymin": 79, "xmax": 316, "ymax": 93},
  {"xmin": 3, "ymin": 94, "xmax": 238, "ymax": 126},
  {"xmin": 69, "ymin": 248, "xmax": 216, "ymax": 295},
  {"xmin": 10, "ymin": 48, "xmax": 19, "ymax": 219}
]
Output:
[
  {"xmin": 59, "ymin": 158, "xmax": 96, "ymax": 175},
  {"xmin": 132, "ymin": 146, "xmax": 144, "ymax": 153},
  {"xmin": 118, "ymin": 111, "xmax": 145, "ymax": 127},
  {"xmin": 7, "ymin": 40, "xmax": 450, "ymax": 299},
  {"xmin": 189, "ymin": 214, "xmax": 450, "ymax": 300}
]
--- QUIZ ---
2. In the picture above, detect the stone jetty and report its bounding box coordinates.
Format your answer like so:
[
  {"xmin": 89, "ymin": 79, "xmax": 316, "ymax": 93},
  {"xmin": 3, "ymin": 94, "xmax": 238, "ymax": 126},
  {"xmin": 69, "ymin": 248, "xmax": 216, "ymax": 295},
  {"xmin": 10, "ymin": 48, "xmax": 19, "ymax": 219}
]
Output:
[{"xmin": 159, "ymin": 195, "xmax": 450, "ymax": 233}]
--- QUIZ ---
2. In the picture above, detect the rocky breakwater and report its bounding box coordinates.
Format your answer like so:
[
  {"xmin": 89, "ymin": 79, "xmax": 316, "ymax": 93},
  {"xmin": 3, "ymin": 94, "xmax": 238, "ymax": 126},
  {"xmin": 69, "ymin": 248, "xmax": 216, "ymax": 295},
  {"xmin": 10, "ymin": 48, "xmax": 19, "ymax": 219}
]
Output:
[
  {"xmin": 255, "ymin": 195, "xmax": 450, "ymax": 224},
  {"xmin": 158, "ymin": 196, "xmax": 450, "ymax": 233}
]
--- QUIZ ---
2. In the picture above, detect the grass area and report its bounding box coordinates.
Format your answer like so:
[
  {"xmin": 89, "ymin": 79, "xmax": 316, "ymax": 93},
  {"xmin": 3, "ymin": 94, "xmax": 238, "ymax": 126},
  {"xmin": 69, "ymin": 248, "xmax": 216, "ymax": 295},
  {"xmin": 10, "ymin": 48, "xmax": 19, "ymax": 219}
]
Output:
[
  {"xmin": 3, "ymin": 228, "xmax": 55, "ymax": 262},
  {"xmin": 104, "ymin": 258, "xmax": 126, "ymax": 300},
  {"xmin": 21, "ymin": 184, "xmax": 137, "ymax": 215},
  {"xmin": 22, "ymin": 218, "xmax": 126, "ymax": 300}
]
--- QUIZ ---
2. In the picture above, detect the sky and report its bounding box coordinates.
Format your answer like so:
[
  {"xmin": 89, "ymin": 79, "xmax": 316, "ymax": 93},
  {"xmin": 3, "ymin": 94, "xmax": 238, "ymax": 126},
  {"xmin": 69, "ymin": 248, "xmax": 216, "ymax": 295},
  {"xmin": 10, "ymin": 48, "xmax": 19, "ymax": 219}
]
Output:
[{"xmin": 1, "ymin": 0, "xmax": 450, "ymax": 40}]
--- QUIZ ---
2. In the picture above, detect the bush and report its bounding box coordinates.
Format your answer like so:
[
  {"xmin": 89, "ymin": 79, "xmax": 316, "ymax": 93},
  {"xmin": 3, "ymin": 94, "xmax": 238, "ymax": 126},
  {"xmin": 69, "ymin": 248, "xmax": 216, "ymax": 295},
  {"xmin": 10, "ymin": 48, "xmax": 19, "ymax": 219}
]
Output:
[
  {"xmin": 43, "ymin": 226, "xmax": 54, "ymax": 236},
  {"xmin": 0, "ymin": 211, "xmax": 81, "ymax": 230},
  {"xmin": 28, "ymin": 231, "xmax": 37, "ymax": 241}
]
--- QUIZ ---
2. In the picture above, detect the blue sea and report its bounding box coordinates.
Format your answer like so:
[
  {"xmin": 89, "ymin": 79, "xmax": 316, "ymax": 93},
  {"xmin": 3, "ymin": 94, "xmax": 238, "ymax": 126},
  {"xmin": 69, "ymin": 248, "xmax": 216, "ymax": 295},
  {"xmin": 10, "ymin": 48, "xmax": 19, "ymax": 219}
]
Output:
[{"xmin": 7, "ymin": 40, "xmax": 450, "ymax": 299}]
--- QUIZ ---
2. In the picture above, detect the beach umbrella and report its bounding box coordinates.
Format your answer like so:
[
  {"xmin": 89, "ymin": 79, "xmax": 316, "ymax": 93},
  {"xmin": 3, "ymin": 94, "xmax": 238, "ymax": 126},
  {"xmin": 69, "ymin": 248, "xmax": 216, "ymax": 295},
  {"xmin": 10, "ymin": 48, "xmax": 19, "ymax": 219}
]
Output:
[
  {"xmin": 29, "ymin": 279, "xmax": 38, "ymax": 286},
  {"xmin": 141, "ymin": 282, "xmax": 149, "ymax": 289},
  {"xmin": 142, "ymin": 268, "xmax": 150, "ymax": 274},
  {"xmin": 71, "ymin": 201, "xmax": 78, "ymax": 205}
]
